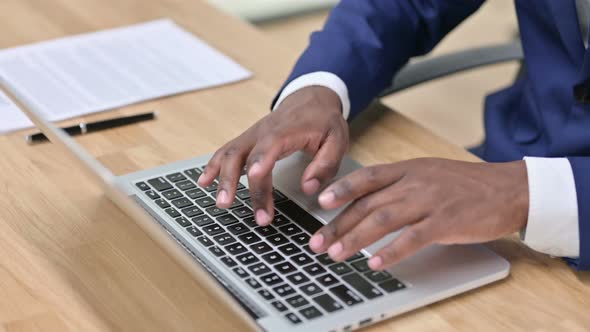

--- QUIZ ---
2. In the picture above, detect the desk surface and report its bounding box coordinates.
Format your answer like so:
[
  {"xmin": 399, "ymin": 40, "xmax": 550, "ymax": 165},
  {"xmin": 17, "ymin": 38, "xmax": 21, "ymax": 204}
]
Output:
[{"xmin": 0, "ymin": 1, "xmax": 589, "ymax": 331}]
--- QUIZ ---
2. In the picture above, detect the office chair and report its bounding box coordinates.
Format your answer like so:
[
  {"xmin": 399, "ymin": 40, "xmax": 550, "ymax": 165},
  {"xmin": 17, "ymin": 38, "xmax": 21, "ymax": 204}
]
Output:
[{"xmin": 379, "ymin": 40, "xmax": 524, "ymax": 98}]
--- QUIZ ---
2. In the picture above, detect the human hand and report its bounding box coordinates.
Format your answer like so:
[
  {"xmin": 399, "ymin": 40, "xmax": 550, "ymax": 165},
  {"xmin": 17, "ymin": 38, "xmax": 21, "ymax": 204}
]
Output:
[
  {"xmin": 198, "ymin": 86, "xmax": 349, "ymax": 226},
  {"xmin": 309, "ymin": 158, "xmax": 529, "ymax": 270}
]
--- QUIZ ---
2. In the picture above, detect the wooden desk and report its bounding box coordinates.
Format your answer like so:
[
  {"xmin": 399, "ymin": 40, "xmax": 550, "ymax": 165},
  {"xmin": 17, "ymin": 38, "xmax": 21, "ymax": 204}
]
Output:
[{"xmin": 0, "ymin": 1, "xmax": 588, "ymax": 331}]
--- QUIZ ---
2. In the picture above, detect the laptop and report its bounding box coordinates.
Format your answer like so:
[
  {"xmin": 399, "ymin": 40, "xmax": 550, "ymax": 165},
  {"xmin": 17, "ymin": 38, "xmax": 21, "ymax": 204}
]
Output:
[{"xmin": 11, "ymin": 88, "xmax": 510, "ymax": 331}]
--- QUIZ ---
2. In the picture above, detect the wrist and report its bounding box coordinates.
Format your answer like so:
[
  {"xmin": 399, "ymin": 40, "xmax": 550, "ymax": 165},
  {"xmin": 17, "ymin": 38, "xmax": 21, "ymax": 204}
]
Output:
[
  {"xmin": 508, "ymin": 160, "xmax": 530, "ymax": 231},
  {"xmin": 278, "ymin": 86, "xmax": 342, "ymax": 116}
]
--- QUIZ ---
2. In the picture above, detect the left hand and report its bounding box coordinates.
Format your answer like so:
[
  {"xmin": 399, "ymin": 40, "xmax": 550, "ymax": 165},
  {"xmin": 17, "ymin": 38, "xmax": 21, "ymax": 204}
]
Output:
[{"xmin": 309, "ymin": 158, "xmax": 529, "ymax": 270}]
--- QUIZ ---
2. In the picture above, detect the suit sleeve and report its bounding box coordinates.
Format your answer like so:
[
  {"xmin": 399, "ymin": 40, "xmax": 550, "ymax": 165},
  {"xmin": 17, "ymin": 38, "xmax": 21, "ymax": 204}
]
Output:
[
  {"xmin": 273, "ymin": 0, "xmax": 485, "ymax": 118},
  {"xmin": 565, "ymin": 157, "xmax": 590, "ymax": 270}
]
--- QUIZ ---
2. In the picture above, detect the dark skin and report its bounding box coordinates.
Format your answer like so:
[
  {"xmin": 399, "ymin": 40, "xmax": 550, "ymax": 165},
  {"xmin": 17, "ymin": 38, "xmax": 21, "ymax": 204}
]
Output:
[{"xmin": 199, "ymin": 86, "xmax": 530, "ymax": 270}]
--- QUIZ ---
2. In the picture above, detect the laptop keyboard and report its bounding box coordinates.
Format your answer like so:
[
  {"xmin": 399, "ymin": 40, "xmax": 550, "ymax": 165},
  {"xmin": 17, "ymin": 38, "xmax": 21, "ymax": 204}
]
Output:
[{"xmin": 136, "ymin": 167, "xmax": 405, "ymax": 324}]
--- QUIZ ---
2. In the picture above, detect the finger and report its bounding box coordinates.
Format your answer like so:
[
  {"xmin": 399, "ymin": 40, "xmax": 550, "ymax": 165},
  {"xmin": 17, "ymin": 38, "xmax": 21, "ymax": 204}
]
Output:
[
  {"xmin": 300, "ymin": 134, "xmax": 347, "ymax": 195},
  {"xmin": 309, "ymin": 186, "xmax": 401, "ymax": 253},
  {"xmin": 247, "ymin": 168, "xmax": 274, "ymax": 226},
  {"xmin": 318, "ymin": 164, "xmax": 406, "ymax": 210},
  {"xmin": 368, "ymin": 221, "xmax": 434, "ymax": 270},
  {"xmin": 326, "ymin": 203, "xmax": 422, "ymax": 262},
  {"xmin": 198, "ymin": 149, "xmax": 225, "ymax": 187},
  {"xmin": 246, "ymin": 134, "xmax": 291, "ymax": 180},
  {"xmin": 216, "ymin": 146, "xmax": 248, "ymax": 208}
]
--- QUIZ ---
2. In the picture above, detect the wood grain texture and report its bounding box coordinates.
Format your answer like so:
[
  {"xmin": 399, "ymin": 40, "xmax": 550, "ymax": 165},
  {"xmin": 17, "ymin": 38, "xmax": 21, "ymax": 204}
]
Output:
[{"xmin": 0, "ymin": 1, "xmax": 588, "ymax": 331}]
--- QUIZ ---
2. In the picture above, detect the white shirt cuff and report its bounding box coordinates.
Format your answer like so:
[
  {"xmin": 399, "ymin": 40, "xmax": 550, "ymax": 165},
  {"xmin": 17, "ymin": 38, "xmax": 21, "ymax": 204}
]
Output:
[
  {"xmin": 522, "ymin": 157, "xmax": 580, "ymax": 258},
  {"xmin": 273, "ymin": 71, "xmax": 351, "ymax": 120}
]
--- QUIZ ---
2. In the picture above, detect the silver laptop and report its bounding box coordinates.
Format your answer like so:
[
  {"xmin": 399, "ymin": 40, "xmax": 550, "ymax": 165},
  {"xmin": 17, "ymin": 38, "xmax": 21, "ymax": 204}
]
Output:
[{"xmin": 12, "ymin": 89, "xmax": 510, "ymax": 332}]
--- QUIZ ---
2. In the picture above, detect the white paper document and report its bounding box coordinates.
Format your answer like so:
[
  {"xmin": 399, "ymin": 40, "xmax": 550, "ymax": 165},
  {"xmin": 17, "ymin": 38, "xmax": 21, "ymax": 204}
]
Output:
[{"xmin": 0, "ymin": 19, "xmax": 252, "ymax": 134}]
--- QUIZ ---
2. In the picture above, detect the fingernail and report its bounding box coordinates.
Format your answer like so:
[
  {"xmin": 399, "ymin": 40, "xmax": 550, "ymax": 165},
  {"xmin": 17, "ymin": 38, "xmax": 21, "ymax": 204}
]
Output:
[
  {"xmin": 318, "ymin": 191, "xmax": 335, "ymax": 206},
  {"xmin": 249, "ymin": 163, "xmax": 262, "ymax": 177},
  {"xmin": 303, "ymin": 179, "xmax": 320, "ymax": 195},
  {"xmin": 368, "ymin": 256, "xmax": 383, "ymax": 270},
  {"xmin": 217, "ymin": 190, "xmax": 228, "ymax": 204},
  {"xmin": 309, "ymin": 233, "xmax": 324, "ymax": 251},
  {"xmin": 256, "ymin": 209, "xmax": 270, "ymax": 226},
  {"xmin": 327, "ymin": 242, "xmax": 343, "ymax": 259}
]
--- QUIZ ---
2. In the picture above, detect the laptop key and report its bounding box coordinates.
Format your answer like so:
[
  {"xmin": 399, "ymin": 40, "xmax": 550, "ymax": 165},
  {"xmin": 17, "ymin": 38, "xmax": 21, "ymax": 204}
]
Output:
[
  {"xmin": 228, "ymin": 199, "xmax": 243, "ymax": 209},
  {"xmin": 166, "ymin": 172, "xmax": 186, "ymax": 183},
  {"xmin": 243, "ymin": 216, "xmax": 257, "ymax": 227},
  {"xmin": 299, "ymin": 306, "xmax": 322, "ymax": 320},
  {"xmin": 300, "ymin": 283, "xmax": 322, "ymax": 296},
  {"xmin": 155, "ymin": 199, "xmax": 170, "ymax": 209},
  {"xmin": 303, "ymin": 263, "xmax": 326, "ymax": 276},
  {"xmin": 175, "ymin": 216, "xmax": 192, "ymax": 227},
  {"xmin": 292, "ymin": 233, "xmax": 311, "ymax": 246},
  {"xmin": 192, "ymin": 215, "xmax": 214, "ymax": 227},
  {"xmin": 196, "ymin": 236, "xmax": 214, "ymax": 247},
  {"xmin": 220, "ymin": 256, "xmax": 237, "ymax": 268},
  {"xmin": 342, "ymin": 273, "xmax": 383, "ymax": 299},
  {"xmin": 286, "ymin": 272, "xmax": 309, "ymax": 285},
  {"xmin": 275, "ymin": 262, "xmax": 297, "ymax": 275},
  {"xmin": 275, "ymin": 200, "xmax": 323, "ymax": 234},
  {"xmin": 145, "ymin": 190, "xmax": 160, "ymax": 200},
  {"xmin": 258, "ymin": 289, "xmax": 275, "ymax": 301},
  {"xmin": 254, "ymin": 225, "xmax": 277, "ymax": 237},
  {"xmin": 260, "ymin": 272, "xmax": 282, "ymax": 285},
  {"xmin": 378, "ymin": 279, "xmax": 406, "ymax": 293},
  {"xmin": 271, "ymin": 300, "xmax": 288, "ymax": 312},
  {"xmin": 365, "ymin": 271, "xmax": 393, "ymax": 283},
  {"xmin": 208, "ymin": 245, "xmax": 225, "ymax": 257},
  {"xmin": 172, "ymin": 197, "xmax": 193, "ymax": 209},
  {"xmin": 330, "ymin": 263, "xmax": 353, "ymax": 275},
  {"xmin": 317, "ymin": 274, "xmax": 339, "ymax": 287},
  {"xmin": 177, "ymin": 180, "xmax": 196, "ymax": 191},
  {"xmin": 203, "ymin": 224, "xmax": 224, "ymax": 236},
  {"xmin": 184, "ymin": 168, "xmax": 202, "ymax": 182},
  {"xmin": 272, "ymin": 214, "xmax": 290, "ymax": 227},
  {"xmin": 238, "ymin": 232, "xmax": 261, "ymax": 245},
  {"xmin": 291, "ymin": 253, "xmax": 314, "ymax": 266},
  {"xmin": 205, "ymin": 182, "xmax": 218, "ymax": 192},
  {"xmin": 135, "ymin": 182, "xmax": 150, "ymax": 191},
  {"xmin": 162, "ymin": 189, "xmax": 183, "ymax": 200},
  {"xmin": 346, "ymin": 252, "xmax": 365, "ymax": 262},
  {"xmin": 313, "ymin": 294, "xmax": 343, "ymax": 313},
  {"xmin": 285, "ymin": 312, "xmax": 302, "ymax": 324},
  {"xmin": 329, "ymin": 285, "xmax": 363, "ymax": 306},
  {"xmin": 273, "ymin": 190, "xmax": 287, "ymax": 202},
  {"xmin": 227, "ymin": 222, "xmax": 249, "ymax": 235},
  {"xmin": 317, "ymin": 253, "xmax": 336, "ymax": 266},
  {"xmin": 232, "ymin": 206, "xmax": 253, "ymax": 218},
  {"xmin": 279, "ymin": 224, "xmax": 302, "ymax": 236},
  {"xmin": 181, "ymin": 206, "xmax": 203, "ymax": 218},
  {"xmin": 273, "ymin": 284, "xmax": 296, "ymax": 297},
  {"xmin": 206, "ymin": 206, "xmax": 228, "ymax": 217},
  {"xmin": 195, "ymin": 197, "xmax": 216, "ymax": 208},
  {"xmin": 350, "ymin": 258, "xmax": 370, "ymax": 273},
  {"xmin": 251, "ymin": 242, "xmax": 272, "ymax": 254},
  {"xmin": 237, "ymin": 182, "xmax": 246, "ymax": 190},
  {"xmin": 262, "ymin": 252, "xmax": 285, "ymax": 264},
  {"xmin": 186, "ymin": 188, "xmax": 206, "ymax": 199},
  {"xmin": 286, "ymin": 295, "xmax": 309, "ymax": 308},
  {"xmin": 249, "ymin": 263, "xmax": 272, "ymax": 276},
  {"xmin": 186, "ymin": 226, "xmax": 202, "ymax": 237},
  {"xmin": 245, "ymin": 278, "xmax": 261, "ymax": 289},
  {"xmin": 278, "ymin": 243, "xmax": 301, "ymax": 256},
  {"xmin": 268, "ymin": 234, "xmax": 289, "ymax": 246},
  {"xmin": 302, "ymin": 245, "xmax": 315, "ymax": 255},
  {"xmin": 164, "ymin": 208, "xmax": 180, "ymax": 218},
  {"xmin": 148, "ymin": 177, "xmax": 173, "ymax": 192},
  {"xmin": 236, "ymin": 189, "xmax": 250, "ymax": 200},
  {"xmin": 233, "ymin": 267, "xmax": 249, "ymax": 279},
  {"xmin": 236, "ymin": 252, "xmax": 259, "ymax": 265},
  {"xmin": 213, "ymin": 233, "xmax": 236, "ymax": 246},
  {"xmin": 217, "ymin": 214, "xmax": 238, "ymax": 226},
  {"xmin": 225, "ymin": 242, "xmax": 247, "ymax": 255}
]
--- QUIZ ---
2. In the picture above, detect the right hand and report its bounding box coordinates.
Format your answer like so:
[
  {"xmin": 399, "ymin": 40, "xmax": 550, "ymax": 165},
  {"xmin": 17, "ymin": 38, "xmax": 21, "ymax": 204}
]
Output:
[{"xmin": 197, "ymin": 86, "xmax": 349, "ymax": 226}]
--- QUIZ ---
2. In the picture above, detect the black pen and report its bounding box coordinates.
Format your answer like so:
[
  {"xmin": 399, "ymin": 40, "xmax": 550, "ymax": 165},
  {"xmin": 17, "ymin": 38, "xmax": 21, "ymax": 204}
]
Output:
[{"xmin": 25, "ymin": 111, "xmax": 158, "ymax": 144}]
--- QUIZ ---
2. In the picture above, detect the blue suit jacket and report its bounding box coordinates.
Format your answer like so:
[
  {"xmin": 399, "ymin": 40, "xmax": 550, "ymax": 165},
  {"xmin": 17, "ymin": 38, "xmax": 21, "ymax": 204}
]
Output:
[{"xmin": 279, "ymin": 0, "xmax": 590, "ymax": 270}]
